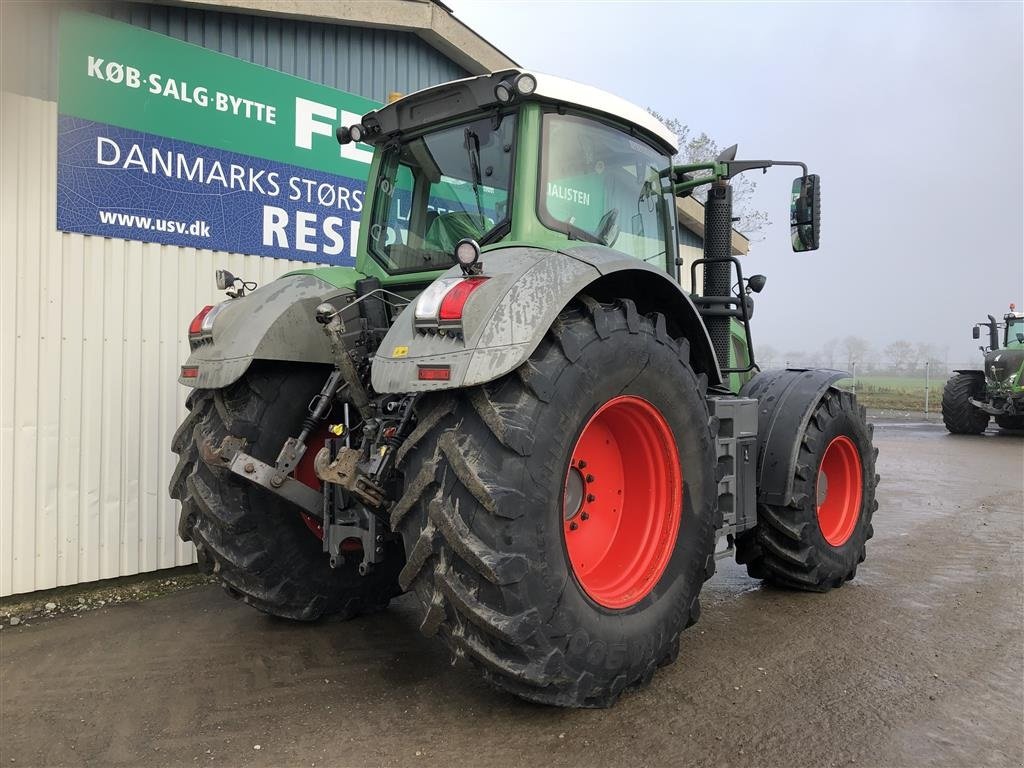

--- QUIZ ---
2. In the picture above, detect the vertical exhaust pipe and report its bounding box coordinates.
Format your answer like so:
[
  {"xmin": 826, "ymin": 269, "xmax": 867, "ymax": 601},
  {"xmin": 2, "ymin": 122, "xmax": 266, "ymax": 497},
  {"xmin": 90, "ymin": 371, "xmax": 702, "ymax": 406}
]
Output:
[
  {"xmin": 987, "ymin": 315, "xmax": 999, "ymax": 350},
  {"xmin": 702, "ymin": 181, "xmax": 734, "ymax": 370}
]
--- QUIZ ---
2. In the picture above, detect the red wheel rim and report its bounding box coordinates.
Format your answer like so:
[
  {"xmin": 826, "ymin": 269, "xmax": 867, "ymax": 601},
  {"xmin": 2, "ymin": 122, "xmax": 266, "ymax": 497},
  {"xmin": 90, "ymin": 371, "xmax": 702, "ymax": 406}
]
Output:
[
  {"xmin": 563, "ymin": 396, "xmax": 682, "ymax": 610},
  {"xmin": 294, "ymin": 424, "xmax": 330, "ymax": 540},
  {"xmin": 816, "ymin": 435, "xmax": 863, "ymax": 546}
]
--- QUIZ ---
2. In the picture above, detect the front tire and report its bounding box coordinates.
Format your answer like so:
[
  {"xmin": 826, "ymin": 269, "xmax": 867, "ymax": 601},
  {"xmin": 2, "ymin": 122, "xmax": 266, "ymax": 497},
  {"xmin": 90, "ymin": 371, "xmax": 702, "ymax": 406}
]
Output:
[
  {"xmin": 737, "ymin": 389, "xmax": 878, "ymax": 591},
  {"xmin": 392, "ymin": 299, "xmax": 719, "ymax": 707},
  {"xmin": 942, "ymin": 373, "xmax": 990, "ymax": 435},
  {"xmin": 170, "ymin": 364, "xmax": 403, "ymax": 621}
]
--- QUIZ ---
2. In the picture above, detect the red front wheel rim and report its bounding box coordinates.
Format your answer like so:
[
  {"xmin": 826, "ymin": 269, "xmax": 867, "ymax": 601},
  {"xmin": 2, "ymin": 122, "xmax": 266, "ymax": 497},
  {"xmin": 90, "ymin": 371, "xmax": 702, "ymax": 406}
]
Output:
[
  {"xmin": 563, "ymin": 396, "xmax": 682, "ymax": 610},
  {"xmin": 816, "ymin": 435, "xmax": 863, "ymax": 547}
]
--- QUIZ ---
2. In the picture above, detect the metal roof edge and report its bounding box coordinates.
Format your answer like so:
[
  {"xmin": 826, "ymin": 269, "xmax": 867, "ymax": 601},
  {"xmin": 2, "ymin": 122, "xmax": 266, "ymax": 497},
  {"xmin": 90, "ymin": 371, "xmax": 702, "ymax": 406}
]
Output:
[{"xmin": 157, "ymin": 0, "xmax": 518, "ymax": 74}]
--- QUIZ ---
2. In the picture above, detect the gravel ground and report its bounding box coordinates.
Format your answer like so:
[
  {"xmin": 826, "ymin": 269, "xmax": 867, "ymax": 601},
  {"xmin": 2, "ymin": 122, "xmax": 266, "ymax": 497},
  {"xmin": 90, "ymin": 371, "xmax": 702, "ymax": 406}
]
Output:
[{"xmin": 1, "ymin": 419, "xmax": 1021, "ymax": 767}]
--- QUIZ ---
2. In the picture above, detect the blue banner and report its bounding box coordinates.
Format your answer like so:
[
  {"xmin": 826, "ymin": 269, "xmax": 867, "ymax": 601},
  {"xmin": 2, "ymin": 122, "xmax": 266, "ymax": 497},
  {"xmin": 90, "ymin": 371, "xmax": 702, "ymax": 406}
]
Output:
[{"xmin": 57, "ymin": 116, "xmax": 366, "ymax": 265}]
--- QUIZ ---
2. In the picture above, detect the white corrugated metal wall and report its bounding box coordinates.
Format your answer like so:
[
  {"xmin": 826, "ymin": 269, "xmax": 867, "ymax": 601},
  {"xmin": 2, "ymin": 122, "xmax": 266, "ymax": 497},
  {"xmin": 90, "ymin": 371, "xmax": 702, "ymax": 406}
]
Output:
[
  {"xmin": 0, "ymin": 90, "xmax": 318, "ymax": 596},
  {"xmin": 0, "ymin": 0, "xmax": 472, "ymax": 597}
]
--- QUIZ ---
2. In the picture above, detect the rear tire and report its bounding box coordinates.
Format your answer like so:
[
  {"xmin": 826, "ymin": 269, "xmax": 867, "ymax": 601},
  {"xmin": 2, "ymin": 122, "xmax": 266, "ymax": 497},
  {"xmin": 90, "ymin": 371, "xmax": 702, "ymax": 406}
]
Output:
[
  {"xmin": 995, "ymin": 414, "xmax": 1024, "ymax": 431},
  {"xmin": 737, "ymin": 389, "xmax": 878, "ymax": 591},
  {"xmin": 942, "ymin": 373, "xmax": 990, "ymax": 435},
  {"xmin": 392, "ymin": 298, "xmax": 719, "ymax": 707},
  {"xmin": 170, "ymin": 364, "xmax": 403, "ymax": 621}
]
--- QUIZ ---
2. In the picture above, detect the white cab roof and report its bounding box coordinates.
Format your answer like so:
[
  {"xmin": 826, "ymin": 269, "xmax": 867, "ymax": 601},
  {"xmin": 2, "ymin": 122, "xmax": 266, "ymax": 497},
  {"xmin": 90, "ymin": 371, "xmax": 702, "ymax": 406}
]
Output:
[
  {"xmin": 391, "ymin": 68, "xmax": 679, "ymax": 153},
  {"xmin": 527, "ymin": 70, "xmax": 679, "ymax": 153}
]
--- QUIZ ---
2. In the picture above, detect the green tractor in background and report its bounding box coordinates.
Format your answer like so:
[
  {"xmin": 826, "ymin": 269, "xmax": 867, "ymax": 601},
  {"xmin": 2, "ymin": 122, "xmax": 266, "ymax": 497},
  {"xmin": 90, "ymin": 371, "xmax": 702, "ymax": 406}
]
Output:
[
  {"xmin": 170, "ymin": 70, "xmax": 879, "ymax": 707},
  {"xmin": 942, "ymin": 305, "xmax": 1024, "ymax": 434}
]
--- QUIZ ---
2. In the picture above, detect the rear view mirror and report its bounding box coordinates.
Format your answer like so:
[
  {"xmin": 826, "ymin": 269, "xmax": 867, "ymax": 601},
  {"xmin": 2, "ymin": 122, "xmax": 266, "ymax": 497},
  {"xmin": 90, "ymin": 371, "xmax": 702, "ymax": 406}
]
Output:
[
  {"xmin": 972, "ymin": 326, "xmax": 981, "ymax": 340},
  {"xmin": 791, "ymin": 174, "xmax": 820, "ymax": 252}
]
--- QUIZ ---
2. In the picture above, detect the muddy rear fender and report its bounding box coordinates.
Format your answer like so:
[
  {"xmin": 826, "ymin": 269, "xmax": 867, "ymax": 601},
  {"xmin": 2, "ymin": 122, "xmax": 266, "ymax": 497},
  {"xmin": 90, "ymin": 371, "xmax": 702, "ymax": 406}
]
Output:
[
  {"xmin": 371, "ymin": 244, "xmax": 721, "ymax": 393},
  {"xmin": 179, "ymin": 273, "xmax": 353, "ymax": 389}
]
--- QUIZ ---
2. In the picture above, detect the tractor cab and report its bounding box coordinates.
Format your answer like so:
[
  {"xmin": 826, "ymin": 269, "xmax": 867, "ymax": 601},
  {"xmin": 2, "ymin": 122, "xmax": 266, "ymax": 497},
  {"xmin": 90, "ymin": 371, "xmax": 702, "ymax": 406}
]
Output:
[
  {"xmin": 1003, "ymin": 306, "xmax": 1023, "ymax": 348},
  {"xmin": 342, "ymin": 70, "xmax": 681, "ymax": 282}
]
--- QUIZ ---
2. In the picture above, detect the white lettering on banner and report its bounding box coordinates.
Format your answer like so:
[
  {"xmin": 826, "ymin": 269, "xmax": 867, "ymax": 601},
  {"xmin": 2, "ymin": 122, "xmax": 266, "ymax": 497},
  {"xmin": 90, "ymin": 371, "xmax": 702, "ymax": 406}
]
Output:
[
  {"xmin": 85, "ymin": 55, "xmax": 276, "ymax": 124},
  {"xmin": 295, "ymin": 211, "xmax": 317, "ymax": 253},
  {"xmin": 92, "ymin": 137, "xmax": 374, "ymax": 206},
  {"xmin": 261, "ymin": 206, "xmax": 360, "ymax": 257},
  {"xmin": 294, "ymin": 97, "xmax": 372, "ymax": 165},
  {"xmin": 295, "ymin": 97, "xmax": 336, "ymax": 150}
]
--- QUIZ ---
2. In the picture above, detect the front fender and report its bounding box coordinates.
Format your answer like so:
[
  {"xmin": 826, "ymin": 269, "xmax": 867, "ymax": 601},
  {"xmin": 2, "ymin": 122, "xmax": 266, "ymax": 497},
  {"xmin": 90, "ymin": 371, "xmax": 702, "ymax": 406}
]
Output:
[
  {"xmin": 740, "ymin": 368, "xmax": 849, "ymax": 507},
  {"xmin": 371, "ymin": 244, "xmax": 720, "ymax": 393},
  {"xmin": 180, "ymin": 273, "xmax": 353, "ymax": 389}
]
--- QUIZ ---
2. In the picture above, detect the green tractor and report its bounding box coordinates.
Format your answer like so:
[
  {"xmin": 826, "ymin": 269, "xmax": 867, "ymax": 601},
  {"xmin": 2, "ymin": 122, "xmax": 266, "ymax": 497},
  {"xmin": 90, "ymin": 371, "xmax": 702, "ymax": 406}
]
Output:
[
  {"xmin": 942, "ymin": 305, "xmax": 1024, "ymax": 434},
  {"xmin": 170, "ymin": 70, "xmax": 878, "ymax": 707}
]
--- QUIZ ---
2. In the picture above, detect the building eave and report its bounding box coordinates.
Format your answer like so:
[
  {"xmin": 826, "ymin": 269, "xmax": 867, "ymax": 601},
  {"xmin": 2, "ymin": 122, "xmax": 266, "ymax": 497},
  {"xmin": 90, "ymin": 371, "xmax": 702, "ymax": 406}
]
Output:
[{"xmin": 158, "ymin": 0, "xmax": 518, "ymax": 74}]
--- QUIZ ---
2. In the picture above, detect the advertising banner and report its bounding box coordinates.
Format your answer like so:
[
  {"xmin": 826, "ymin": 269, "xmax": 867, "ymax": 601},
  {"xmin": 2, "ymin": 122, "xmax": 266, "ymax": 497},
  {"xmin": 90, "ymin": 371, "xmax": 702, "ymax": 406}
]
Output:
[{"xmin": 57, "ymin": 12, "xmax": 381, "ymax": 265}]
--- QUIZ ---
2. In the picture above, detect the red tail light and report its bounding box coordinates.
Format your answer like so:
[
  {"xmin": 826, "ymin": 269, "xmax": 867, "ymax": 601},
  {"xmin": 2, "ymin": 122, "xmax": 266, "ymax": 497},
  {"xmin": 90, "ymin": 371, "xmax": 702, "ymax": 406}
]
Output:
[
  {"xmin": 438, "ymin": 277, "xmax": 488, "ymax": 322},
  {"xmin": 188, "ymin": 305, "xmax": 214, "ymax": 336},
  {"xmin": 417, "ymin": 365, "xmax": 451, "ymax": 381}
]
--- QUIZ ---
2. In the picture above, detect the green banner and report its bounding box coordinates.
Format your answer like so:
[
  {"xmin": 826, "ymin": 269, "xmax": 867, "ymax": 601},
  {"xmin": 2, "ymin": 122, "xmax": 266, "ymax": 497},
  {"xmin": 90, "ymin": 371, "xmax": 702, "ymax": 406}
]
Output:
[{"xmin": 58, "ymin": 11, "xmax": 380, "ymax": 179}]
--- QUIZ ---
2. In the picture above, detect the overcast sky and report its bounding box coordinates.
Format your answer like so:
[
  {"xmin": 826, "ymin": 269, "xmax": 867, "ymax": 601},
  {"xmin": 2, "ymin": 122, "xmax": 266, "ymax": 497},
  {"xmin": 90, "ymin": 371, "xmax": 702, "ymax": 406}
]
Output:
[{"xmin": 448, "ymin": 0, "xmax": 1023, "ymax": 366}]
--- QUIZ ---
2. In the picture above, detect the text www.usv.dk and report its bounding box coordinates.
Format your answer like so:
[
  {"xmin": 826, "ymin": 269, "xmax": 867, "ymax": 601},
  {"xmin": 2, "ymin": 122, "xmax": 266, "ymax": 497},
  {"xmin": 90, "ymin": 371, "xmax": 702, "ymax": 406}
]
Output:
[{"xmin": 98, "ymin": 210, "xmax": 211, "ymax": 237}]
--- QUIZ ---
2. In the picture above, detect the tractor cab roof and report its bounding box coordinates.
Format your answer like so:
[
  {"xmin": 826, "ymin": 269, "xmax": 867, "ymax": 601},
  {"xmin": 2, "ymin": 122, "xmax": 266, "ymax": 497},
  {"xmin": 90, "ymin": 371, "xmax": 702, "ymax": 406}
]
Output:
[{"xmin": 355, "ymin": 69, "xmax": 679, "ymax": 155}]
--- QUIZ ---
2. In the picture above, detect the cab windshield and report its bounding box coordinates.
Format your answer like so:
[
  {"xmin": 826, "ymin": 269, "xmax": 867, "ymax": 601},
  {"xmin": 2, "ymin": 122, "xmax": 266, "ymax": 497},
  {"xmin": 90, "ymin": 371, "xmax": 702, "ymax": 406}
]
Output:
[
  {"xmin": 538, "ymin": 112, "xmax": 673, "ymax": 267},
  {"xmin": 368, "ymin": 113, "xmax": 516, "ymax": 274}
]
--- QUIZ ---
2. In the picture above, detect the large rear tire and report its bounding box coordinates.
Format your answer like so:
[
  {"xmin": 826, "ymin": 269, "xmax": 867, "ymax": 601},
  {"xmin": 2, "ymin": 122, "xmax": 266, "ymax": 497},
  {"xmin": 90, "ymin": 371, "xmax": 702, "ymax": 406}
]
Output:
[
  {"xmin": 392, "ymin": 298, "xmax": 719, "ymax": 707},
  {"xmin": 736, "ymin": 389, "xmax": 878, "ymax": 591},
  {"xmin": 942, "ymin": 373, "xmax": 990, "ymax": 435},
  {"xmin": 170, "ymin": 364, "xmax": 403, "ymax": 621}
]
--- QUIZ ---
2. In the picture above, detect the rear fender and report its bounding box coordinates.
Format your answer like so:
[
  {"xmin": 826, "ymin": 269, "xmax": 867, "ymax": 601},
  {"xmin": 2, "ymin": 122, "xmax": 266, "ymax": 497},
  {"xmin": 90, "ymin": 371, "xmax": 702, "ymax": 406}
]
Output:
[
  {"xmin": 371, "ymin": 244, "xmax": 721, "ymax": 393},
  {"xmin": 740, "ymin": 368, "xmax": 849, "ymax": 507},
  {"xmin": 180, "ymin": 273, "xmax": 353, "ymax": 389}
]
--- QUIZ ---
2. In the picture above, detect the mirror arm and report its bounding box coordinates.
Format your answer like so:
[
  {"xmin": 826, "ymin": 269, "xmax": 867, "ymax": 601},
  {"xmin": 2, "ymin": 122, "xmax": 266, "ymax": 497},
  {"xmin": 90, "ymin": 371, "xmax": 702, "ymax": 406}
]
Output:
[
  {"xmin": 725, "ymin": 159, "xmax": 808, "ymax": 179},
  {"xmin": 665, "ymin": 159, "xmax": 812, "ymax": 197}
]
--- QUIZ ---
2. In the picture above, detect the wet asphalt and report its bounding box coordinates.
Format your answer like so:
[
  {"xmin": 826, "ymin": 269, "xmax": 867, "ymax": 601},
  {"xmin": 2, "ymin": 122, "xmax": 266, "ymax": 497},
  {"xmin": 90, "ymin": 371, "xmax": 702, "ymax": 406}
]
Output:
[{"xmin": 1, "ymin": 420, "xmax": 1022, "ymax": 767}]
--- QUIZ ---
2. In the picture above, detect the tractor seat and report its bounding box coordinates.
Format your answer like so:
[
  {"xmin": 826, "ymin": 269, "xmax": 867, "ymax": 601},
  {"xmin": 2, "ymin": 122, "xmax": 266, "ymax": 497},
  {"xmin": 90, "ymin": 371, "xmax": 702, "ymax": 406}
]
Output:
[{"xmin": 425, "ymin": 211, "xmax": 491, "ymax": 253}]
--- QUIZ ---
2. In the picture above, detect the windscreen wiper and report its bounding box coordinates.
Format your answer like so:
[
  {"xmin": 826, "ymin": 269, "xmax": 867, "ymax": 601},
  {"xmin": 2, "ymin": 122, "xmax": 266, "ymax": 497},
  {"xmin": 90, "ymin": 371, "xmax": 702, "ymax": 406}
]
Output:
[{"xmin": 464, "ymin": 128, "xmax": 486, "ymax": 221}]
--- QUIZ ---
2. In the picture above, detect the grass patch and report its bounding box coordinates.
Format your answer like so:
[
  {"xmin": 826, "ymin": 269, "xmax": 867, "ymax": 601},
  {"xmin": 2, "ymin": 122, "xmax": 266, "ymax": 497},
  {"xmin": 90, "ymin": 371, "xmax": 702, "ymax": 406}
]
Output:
[{"xmin": 836, "ymin": 375, "xmax": 942, "ymax": 411}]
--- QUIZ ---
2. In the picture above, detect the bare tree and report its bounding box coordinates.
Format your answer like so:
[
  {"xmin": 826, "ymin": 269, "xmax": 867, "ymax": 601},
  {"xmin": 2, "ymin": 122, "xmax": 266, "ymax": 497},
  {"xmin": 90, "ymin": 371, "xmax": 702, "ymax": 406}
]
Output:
[
  {"xmin": 841, "ymin": 336, "xmax": 870, "ymax": 370},
  {"xmin": 884, "ymin": 340, "xmax": 914, "ymax": 373},
  {"xmin": 648, "ymin": 110, "xmax": 770, "ymax": 238}
]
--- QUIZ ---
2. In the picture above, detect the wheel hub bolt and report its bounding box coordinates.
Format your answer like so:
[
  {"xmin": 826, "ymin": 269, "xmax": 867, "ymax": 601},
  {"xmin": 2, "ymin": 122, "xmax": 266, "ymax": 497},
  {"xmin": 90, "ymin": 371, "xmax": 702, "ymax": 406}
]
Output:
[
  {"xmin": 586, "ymin": 494, "xmax": 596, "ymax": 503},
  {"xmin": 569, "ymin": 521, "xmax": 579, "ymax": 531},
  {"xmin": 586, "ymin": 474, "xmax": 595, "ymax": 483},
  {"xmin": 580, "ymin": 512, "xmax": 590, "ymax": 521},
  {"xmin": 577, "ymin": 460, "xmax": 587, "ymax": 469}
]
